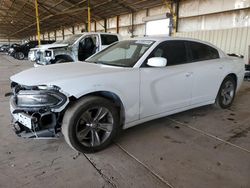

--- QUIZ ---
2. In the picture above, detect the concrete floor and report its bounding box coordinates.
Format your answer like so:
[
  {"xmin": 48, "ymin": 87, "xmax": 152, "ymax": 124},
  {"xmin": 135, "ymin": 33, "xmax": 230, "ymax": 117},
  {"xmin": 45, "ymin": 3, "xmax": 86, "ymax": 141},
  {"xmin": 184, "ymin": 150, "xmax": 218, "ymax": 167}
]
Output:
[{"xmin": 0, "ymin": 53, "xmax": 249, "ymax": 188}]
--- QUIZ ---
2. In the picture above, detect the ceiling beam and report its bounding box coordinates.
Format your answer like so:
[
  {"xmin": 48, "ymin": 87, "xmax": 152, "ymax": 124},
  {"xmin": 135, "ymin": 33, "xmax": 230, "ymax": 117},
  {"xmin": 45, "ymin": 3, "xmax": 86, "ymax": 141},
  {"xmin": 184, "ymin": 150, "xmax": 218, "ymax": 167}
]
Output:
[{"xmin": 113, "ymin": 0, "xmax": 137, "ymax": 12}]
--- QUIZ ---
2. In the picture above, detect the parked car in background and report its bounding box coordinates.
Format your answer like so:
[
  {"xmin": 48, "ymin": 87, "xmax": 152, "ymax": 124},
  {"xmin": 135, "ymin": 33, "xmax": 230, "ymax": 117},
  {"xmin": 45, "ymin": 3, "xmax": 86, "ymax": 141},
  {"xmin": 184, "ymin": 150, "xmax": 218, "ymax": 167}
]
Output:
[
  {"xmin": 28, "ymin": 32, "xmax": 121, "ymax": 67},
  {"xmin": 9, "ymin": 37, "xmax": 245, "ymax": 153},
  {"xmin": 8, "ymin": 43, "xmax": 21, "ymax": 56},
  {"xmin": 13, "ymin": 40, "xmax": 55, "ymax": 60},
  {"xmin": 0, "ymin": 44, "xmax": 10, "ymax": 52}
]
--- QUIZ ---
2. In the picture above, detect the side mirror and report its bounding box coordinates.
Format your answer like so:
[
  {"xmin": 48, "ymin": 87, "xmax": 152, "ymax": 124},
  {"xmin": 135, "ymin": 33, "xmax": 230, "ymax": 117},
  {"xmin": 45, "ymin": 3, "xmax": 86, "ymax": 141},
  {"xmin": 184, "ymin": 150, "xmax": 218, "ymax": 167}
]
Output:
[{"xmin": 147, "ymin": 57, "xmax": 167, "ymax": 67}]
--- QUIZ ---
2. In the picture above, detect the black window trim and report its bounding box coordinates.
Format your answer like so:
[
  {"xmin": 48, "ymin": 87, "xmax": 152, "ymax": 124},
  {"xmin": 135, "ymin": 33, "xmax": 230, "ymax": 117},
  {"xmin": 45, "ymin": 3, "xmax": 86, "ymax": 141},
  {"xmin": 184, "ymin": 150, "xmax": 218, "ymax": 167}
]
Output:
[
  {"xmin": 141, "ymin": 40, "xmax": 220, "ymax": 68},
  {"xmin": 185, "ymin": 40, "xmax": 220, "ymax": 63},
  {"xmin": 141, "ymin": 40, "xmax": 189, "ymax": 67}
]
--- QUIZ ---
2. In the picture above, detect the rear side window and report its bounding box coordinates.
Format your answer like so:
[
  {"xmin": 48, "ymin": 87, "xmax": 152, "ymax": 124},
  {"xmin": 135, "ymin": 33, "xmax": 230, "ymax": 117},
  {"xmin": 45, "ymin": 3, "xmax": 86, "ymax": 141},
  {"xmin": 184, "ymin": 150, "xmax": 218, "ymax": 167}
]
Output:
[
  {"xmin": 101, "ymin": 34, "xmax": 118, "ymax": 45},
  {"xmin": 187, "ymin": 41, "xmax": 219, "ymax": 62},
  {"xmin": 146, "ymin": 40, "xmax": 188, "ymax": 66}
]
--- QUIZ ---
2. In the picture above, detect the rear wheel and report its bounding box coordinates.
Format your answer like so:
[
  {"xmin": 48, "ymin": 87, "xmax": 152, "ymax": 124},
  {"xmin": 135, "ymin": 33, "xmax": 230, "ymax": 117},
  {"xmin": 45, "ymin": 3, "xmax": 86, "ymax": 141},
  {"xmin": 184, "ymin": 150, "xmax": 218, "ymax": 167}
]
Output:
[
  {"xmin": 215, "ymin": 76, "xmax": 236, "ymax": 109},
  {"xmin": 62, "ymin": 96, "xmax": 120, "ymax": 153}
]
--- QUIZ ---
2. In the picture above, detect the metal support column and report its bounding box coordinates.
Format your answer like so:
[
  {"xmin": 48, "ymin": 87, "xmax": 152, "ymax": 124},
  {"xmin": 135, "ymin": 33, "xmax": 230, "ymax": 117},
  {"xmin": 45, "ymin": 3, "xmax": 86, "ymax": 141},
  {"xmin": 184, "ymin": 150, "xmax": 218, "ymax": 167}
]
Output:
[
  {"xmin": 131, "ymin": 12, "xmax": 134, "ymax": 37},
  {"xmin": 87, "ymin": 0, "xmax": 91, "ymax": 32},
  {"xmin": 62, "ymin": 27, "xmax": 65, "ymax": 40},
  {"xmin": 175, "ymin": 0, "xmax": 179, "ymax": 33},
  {"xmin": 94, "ymin": 21, "xmax": 97, "ymax": 32},
  {"xmin": 116, "ymin": 16, "xmax": 119, "ymax": 34},
  {"xmin": 54, "ymin": 30, "xmax": 56, "ymax": 41},
  {"xmin": 164, "ymin": 0, "xmax": 179, "ymax": 36},
  {"xmin": 104, "ymin": 19, "xmax": 107, "ymax": 32},
  {"xmin": 34, "ymin": 0, "xmax": 41, "ymax": 46}
]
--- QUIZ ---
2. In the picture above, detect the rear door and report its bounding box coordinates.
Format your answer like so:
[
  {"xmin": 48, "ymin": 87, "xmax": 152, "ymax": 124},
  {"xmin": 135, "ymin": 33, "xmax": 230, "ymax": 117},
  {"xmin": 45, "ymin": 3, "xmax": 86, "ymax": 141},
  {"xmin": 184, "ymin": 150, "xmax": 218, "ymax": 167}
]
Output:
[{"xmin": 185, "ymin": 41, "xmax": 225, "ymax": 105}]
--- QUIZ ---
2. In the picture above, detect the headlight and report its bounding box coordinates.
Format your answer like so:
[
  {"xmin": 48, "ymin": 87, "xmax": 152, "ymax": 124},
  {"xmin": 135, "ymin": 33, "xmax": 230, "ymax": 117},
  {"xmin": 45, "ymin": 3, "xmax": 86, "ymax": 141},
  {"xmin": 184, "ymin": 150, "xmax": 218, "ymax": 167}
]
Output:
[
  {"xmin": 28, "ymin": 51, "xmax": 36, "ymax": 61},
  {"xmin": 16, "ymin": 90, "xmax": 66, "ymax": 108}
]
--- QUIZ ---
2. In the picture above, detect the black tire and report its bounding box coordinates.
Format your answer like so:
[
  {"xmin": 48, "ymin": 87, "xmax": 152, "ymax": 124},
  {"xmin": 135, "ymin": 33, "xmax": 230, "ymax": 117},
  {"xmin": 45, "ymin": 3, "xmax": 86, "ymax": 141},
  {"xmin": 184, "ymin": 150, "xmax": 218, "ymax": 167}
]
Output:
[
  {"xmin": 13, "ymin": 52, "xmax": 18, "ymax": 59},
  {"xmin": 54, "ymin": 59, "xmax": 67, "ymax": 64},
  {"xmin": 62, "ymin": 96, "xmax": 120, "ymax": 153},
  {"xmin": 16, "ymin": 52, "xmax": 25, "ymax": 60},
  {"xmin": 215, "ymin": 76, "xmax": 236, "ymax": 109}
]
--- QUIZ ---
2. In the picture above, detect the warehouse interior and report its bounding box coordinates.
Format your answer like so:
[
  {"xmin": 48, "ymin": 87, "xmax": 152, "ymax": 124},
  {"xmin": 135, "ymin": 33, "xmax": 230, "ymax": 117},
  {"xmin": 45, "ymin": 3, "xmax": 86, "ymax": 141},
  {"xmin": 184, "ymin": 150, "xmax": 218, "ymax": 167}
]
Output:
[
  {"xmin": 1, "ymin": 0, "xmax": 250, "ymax": 62},
  {"xmin": 0, "ymin": 0, "xmax": 250, "ymax": 187}
]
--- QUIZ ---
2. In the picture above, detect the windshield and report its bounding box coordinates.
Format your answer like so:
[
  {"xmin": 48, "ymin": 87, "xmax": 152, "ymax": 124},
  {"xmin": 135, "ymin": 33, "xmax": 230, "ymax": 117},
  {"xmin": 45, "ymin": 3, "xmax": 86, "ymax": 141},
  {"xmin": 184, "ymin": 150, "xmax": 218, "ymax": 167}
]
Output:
[
  {"xmin": 86, "ymin": 40, "xmax": 155, "ymax": 67},
  {"xmin": 54, "ymin": 34, "xmax": 82, "ymax": 45}
]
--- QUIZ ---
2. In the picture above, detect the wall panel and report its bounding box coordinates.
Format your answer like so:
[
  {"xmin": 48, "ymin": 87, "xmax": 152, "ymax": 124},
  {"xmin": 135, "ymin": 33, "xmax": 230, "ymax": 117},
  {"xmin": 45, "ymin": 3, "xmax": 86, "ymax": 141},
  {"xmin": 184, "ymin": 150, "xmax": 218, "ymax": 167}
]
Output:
[{"xmin": 176, "ymin": 27, "xmax": 250, "ymax": 63}]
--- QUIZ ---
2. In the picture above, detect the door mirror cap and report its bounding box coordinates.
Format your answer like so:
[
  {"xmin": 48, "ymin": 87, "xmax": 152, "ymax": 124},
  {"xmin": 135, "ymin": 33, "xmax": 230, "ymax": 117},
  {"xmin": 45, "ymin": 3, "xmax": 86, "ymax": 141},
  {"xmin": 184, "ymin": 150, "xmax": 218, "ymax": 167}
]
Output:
[{"xmin": 147, "ymin": 57, "xmax": 167, "ymax": 67}]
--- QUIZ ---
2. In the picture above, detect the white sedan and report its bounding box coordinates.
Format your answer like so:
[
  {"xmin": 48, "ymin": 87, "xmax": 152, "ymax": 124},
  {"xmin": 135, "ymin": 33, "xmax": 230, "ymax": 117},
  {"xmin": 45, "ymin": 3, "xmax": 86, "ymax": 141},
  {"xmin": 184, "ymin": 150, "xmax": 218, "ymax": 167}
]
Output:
[{"xmin": 9, "ymin": 37, "xmax": 245, "ymax": 153}]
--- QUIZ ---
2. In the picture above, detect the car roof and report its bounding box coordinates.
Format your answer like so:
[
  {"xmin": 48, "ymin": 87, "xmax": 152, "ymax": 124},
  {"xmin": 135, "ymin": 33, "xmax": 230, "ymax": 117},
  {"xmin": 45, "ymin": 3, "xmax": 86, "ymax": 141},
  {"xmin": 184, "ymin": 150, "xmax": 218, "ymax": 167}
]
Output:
[
  {"xmin": 130, "ymin": 36, "xmax": 222, "ymax": 50},
  {"xmin": 131, "ymin": 35, "xmax": 209, "ymax": 43},
  {"xmin": 81, "ymin": 32, "xmax": 120, "ymax": 36}
]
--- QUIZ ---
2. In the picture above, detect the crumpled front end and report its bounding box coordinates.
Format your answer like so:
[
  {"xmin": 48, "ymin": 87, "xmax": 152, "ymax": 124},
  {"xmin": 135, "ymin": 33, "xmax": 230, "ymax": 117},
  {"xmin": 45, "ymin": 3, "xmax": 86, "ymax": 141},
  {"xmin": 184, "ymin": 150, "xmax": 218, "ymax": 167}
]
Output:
[
  {"xmin": 29, "ymin": 48, "xmax": 55, "ymax": 66},
  {"xmin": 28, "ymin": 49, "xmax": 37, "ymax": 62},
  {"xmin": 9, "ymin": 83, "xmax": 69, "ymax": 138},
  {"xmin": 36, "ymin": 50, "xmax": 55, "ymax": 65},
  {"xmin": 8, "ymin": 48, "xmax": 15, "ymax": 56}
]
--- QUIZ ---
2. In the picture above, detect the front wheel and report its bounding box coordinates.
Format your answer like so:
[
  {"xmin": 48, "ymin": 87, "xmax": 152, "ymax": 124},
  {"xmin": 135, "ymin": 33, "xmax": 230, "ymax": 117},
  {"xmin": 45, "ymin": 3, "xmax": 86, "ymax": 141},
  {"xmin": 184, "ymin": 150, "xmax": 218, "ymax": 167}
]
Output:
[
  {"xmin": 16, "ymin": 52, "xmax": 25, "ymax": 60},
  {"xmin": 62, "ymin": 96, "xmax": 120, "ymax": 153},
  {"xmin": 215, "ymin": 76, "xmax": 236, "ymax": 109},
  {"xmin": 54, "ymin": 59, "xmax": 67, "ymax": 64}
]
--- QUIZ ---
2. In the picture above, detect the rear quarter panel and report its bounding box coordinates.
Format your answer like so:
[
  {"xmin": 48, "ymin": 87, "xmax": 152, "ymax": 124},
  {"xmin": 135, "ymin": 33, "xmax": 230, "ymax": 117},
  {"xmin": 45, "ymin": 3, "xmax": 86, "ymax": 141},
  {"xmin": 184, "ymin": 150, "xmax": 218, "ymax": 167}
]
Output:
[{"xmin": 221, "ymin": 56, "xmax": 245, "ymax": 91}]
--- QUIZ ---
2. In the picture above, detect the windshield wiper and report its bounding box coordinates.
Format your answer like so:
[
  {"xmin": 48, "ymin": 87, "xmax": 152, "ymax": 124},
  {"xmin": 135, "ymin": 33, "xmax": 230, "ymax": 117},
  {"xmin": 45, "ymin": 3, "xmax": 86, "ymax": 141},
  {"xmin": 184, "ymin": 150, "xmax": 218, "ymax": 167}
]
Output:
[
  {"xmin": 85, "ymin": 61, "xmax": 102, "ymax": 64},
  {"xmin": 87, "ymin": 61, "xmax": 104, "ymax": 64}
]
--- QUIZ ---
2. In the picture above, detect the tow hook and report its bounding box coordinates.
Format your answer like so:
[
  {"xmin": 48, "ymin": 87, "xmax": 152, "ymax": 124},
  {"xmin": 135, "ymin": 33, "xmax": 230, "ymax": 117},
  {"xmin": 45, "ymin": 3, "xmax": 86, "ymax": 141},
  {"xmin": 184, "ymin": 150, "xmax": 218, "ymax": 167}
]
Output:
[{"xmin": 12, "ymin": 122, "xmax": 22, "ymax": 134}]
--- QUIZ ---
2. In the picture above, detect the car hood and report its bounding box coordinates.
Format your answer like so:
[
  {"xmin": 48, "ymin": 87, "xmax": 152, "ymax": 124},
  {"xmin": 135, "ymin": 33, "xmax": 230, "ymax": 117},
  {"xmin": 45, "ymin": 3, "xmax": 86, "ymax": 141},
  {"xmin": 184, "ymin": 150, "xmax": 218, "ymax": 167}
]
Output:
[
  {"xmin": 31, "ymin": 43, "xmax": 68, "ymax": 51},
  {"xmin": 10, "ymin": 62, "xmax": 126, "ymax": 87}
]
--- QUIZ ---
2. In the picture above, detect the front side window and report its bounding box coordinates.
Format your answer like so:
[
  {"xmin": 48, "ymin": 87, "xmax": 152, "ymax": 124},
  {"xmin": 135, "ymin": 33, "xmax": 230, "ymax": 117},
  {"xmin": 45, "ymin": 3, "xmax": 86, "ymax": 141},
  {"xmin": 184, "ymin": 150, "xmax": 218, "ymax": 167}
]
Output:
[
  {"xmin": 187, "ymin": 41, "xmax": 219, "ymax": 62},
  {"xmin": 145, "ymin": 40, "xmax": 188, "ymax": 66},
  {"xmin": 86, "ymin": 40, "xmax": 154, "ymax": 67}
]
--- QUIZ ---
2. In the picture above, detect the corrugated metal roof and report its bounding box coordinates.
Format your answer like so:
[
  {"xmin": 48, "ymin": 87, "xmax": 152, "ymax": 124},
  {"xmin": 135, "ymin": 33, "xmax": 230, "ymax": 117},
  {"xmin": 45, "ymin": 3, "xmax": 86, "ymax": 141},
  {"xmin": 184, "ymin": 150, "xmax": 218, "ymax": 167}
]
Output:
[{"xmin": 0, "ymin": 0, "xmax": 164, "ymax": 38}]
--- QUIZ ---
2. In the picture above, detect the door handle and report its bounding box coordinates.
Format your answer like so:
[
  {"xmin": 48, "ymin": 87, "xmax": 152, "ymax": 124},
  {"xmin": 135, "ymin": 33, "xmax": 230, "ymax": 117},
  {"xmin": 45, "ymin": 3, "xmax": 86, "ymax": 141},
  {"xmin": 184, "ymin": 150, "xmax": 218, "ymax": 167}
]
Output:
[{"xmin": 185, "ymin": 72, "xmax": 193, "ymax": 77}]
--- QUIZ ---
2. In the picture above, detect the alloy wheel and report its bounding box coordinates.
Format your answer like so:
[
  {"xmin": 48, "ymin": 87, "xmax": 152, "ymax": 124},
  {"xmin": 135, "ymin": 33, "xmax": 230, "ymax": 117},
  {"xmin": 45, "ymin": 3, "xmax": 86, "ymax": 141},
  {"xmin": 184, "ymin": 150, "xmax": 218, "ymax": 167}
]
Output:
[
  {"xmin": 75, "ymin": 106, "xmax": 114, "ymax": 147},
  {"xmin": 220, "ymin": 80, "xmax": 235, "ymax": 106},
  {"xmin": 18, "ymin": 52, "xmax": 24, "ymax": 60}
]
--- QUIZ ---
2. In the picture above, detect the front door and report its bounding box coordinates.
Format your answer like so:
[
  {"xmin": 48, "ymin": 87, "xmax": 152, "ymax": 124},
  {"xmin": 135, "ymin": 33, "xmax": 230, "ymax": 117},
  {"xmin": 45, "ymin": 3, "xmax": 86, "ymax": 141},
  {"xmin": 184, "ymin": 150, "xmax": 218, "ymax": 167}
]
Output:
[
  {"xmin": 140, "ymin": 40, "xmax": 194, "ymax": 119},
  {"xmin": 78, "ymin": 35, "xmax": 98, "ymax": 61}
]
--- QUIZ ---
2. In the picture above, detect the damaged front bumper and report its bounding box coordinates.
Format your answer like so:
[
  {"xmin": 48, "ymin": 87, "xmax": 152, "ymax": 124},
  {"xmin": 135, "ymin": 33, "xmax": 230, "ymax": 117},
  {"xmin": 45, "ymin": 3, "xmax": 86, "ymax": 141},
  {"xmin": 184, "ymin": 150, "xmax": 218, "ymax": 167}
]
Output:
[
  {"xmin": 9, "ymin": 85, "xmax": 68, "ymax": 139},
  {"xmin": 29, "ymin": 49, "xmax": 54, "ymax": 66},
  {"xmin": 10, "ymin": 98, "xmax": 60, "ymax": 138}
]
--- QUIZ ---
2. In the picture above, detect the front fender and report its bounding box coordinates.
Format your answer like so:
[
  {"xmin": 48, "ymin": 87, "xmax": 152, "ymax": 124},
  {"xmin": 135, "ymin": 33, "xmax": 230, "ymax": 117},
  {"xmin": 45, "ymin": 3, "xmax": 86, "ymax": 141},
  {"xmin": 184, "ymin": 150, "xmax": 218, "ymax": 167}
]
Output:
[{"xmin": 49, "ymin": 71, "xmax": 140, "ymax": 124}]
